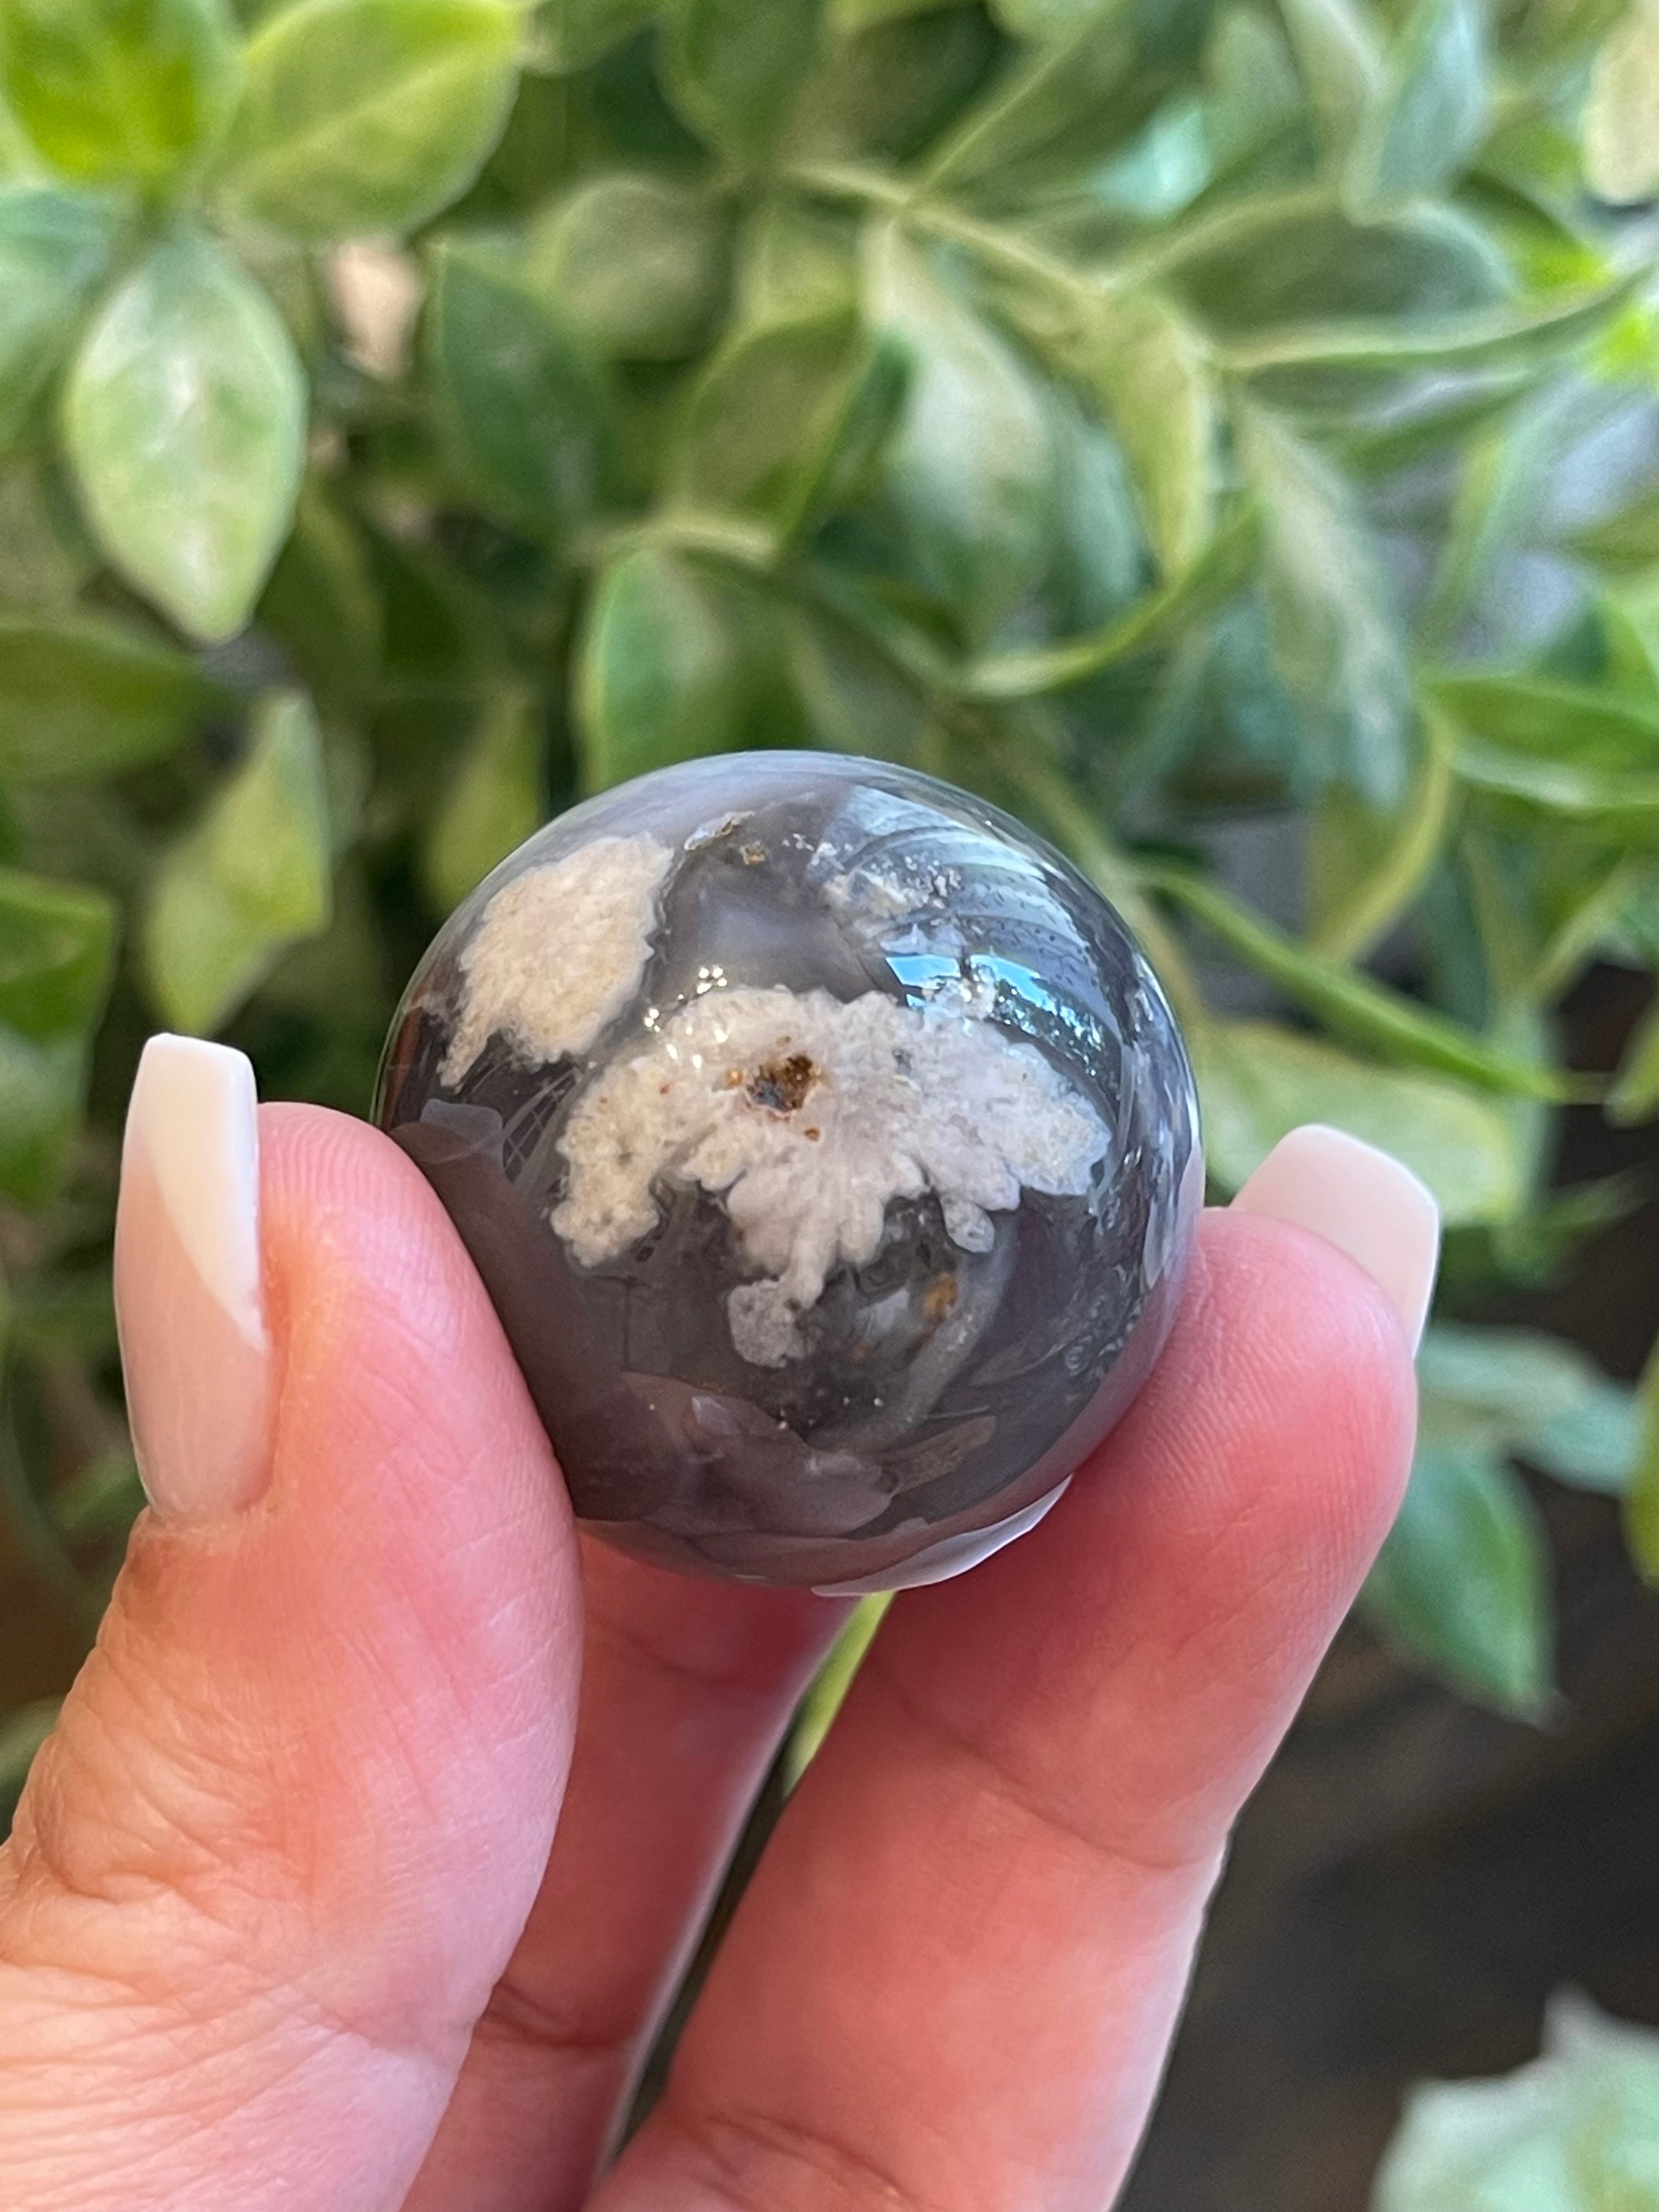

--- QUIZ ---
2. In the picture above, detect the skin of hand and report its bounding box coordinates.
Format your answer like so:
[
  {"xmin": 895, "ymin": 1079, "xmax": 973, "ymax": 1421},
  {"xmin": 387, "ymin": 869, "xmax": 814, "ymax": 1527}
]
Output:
[{"xmin": 0, "ymin": 1037, "xmax": 1436, "ymax": 2212}]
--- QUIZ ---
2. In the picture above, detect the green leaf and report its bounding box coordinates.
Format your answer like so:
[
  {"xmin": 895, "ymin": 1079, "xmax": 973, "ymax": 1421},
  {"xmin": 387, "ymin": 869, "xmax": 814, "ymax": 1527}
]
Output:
[
  {"xmin": 789, "ymin": 602, "xmax": 932, "ymax": 762},
  {"xmin": 669, "ymin": 308, "xmax": 902, "ymax": 537},
  {"xmin": 1610, "ymin": 994, "xmax": 1659, "ymax": 1123},
  {"xmin": 1569, "ymin": 481, "xmax": 1659, "ymax": 577},
  {"xmin": 1308, "ymin": 720, "xmax": 1457, "ymax": 962},
  {"xmin": 422, "ymin": 685, "xmax": 545, "ymax": 911},
  {"xmin": 1430, "ymin": 672, "xmax": 1659, "ymax": 769},
  {"xmin": 1238, "ymin": 404, "xmax": 1410, "ymax": 804},
  {"xmin": 788, "ymin": 6, "xmax": 998, "ymax": 164},
  {"xmin": 0, "ymin": 461, "xmax": 94, "ymax": 608},
  {"xmin": 1346, "ymin": 0, "xmax": 1488, "ymax": 213},
  {"xmin": 800, "ymin": 331, "xmax": 911, "ymax": 522},
  {"xmin": 426, "ymin": 240, "xmax": 612, "ymax": 537},
  {"xmin": 1363, "ymin": 1441, "xmax": 1553, "ymax": 1716},
  {"xmin": 220, "ymin": 0, "xmax": 522, "ymax": 241},
  {"xmin": 0, "ymin": 0, "xmax": 242, "ymax": 188},
  {"xmin": 965, "ymin": 500, "xmax": 1258, "ymax": 697},
  {"xmin": 63, "ymin": 228, "xmax": 306, "ymax": 644},
  {"xmin": 1274, "ymin": 0, "xmax": 1384, "ymax": 148},
  {"xmin": 827, "ymin": 0, "xmax": 941, "ymax": 21},
  {"xmin": 1071, "ymin": 289, "xmax": 1215, "ymax": 578},
  {"xmin": 257, "ymin": 483, "xmax": 383, "ymax": 696},
  {"xmin": 1419, "ymin": 1322, "xmax": 1640, "ymax": 1494},
  {"xmin": 666, "ymin": 0, "xmax": 823, "ymax": 160},
  {"xmin": 0, "ymin": 90, "xmax": 44, "ymax": 182},
  {"xmin": 1423, "ymin": 385, "xmax": 1572, "ymax": 648},
  {"xmin": 0, "ymin": 615, "xmax": 217, "ymax": 779},
  {"xmin": 1164, "ymin": 195, "xmax": 1510, "ymax": 334},
  {"xmin": 360, "ymin": 521, "xmax": 489, "ymax": 683},
  {"xmin": 1146, "ymin": 864, "xmax": 1582, "ymax": 1097},
  {"xmin": 578, "ymin": 544, "xmax": 763, "ymax": 789},
  {"xmin": 1584, "ymin": 0, "xmax": 1659, "ymax": 205},
  {"xmin": 528, "ymin": 173, "xmax": 728, "ymax": 361},
  {"xmin": 143, "ymin": 689, "xmax": 331, "ymax": 1034},
  {"xmin": 926, "ymin": 0, "xmax": 1215, "ymax": 203},
  {"xmin": 1451, "ymin": 745, "xmax": 1659, "ymax": 838},
  {"xmin": 50, "ymin": 1447, "xmax": 143, "ymax": 1543},
  {"xmin": 1524, "ymin": 1383, "xmax": 1644, "ymax": 1496},
  {"xmin": 865, "ymin": 225, "xmax": 1054, "ymax": 638},
  {"xmin": 1220, "ymin": 276, "xmax": 1632, "ymax": 379},
  {"xmin": 1205, "ymin": 3, "xmax": 1302, "ymax": 171},
  {"xmin": 1434, "ymin": 673, "xmax": 1659, "ymax": 834},
  {"xmin": 670, "ymin": 312, "xmax": 833, "ymax": 523},
  {"xmin": 1566, "ymin": 594, "xmax": 1659, "ymax": 719},
  {"xmin": 0, "ymin": 866, "xmax": 117, "ymax": 1035},
  {"xmin": 1194, "ymin": 1020, "xmax": 1525, "ymax": 1226},
  {"xmin": 0, "ymin": 864, "xmax": 116, "ymax": 1200},
  {"xmin": 737, "ymin": 198, "xmax": 859, "ymax": 325},
  {"xmin": 534, "ymin": 0, "xmax": 657, "ymax": 72},
  {"xmin": 1500, "ymin": 0, "xmax": 1628, "ymax": 60},
  {"xmin": 1045, "ymin": 405, "xmax": 1141, "ymax": 634},
  {"xmin": 1374, "ymin": 1993, "xmax": 1659, "ymax": 2209},
  {"xmin": 0, "ymin": 188, "xmax": 124, "ymax": 455},
  {"xmin": 0, "ymin": 1028, "xmax": 89, "ymax": 1200},
  {"xmin": 1420, "ymin": 1326, "xmax": 1587, "ymax": 1438},
  {"xmin": 992, "ymin": 0, "xmax": 1115, "ymax": 32},
  {"xmin": 786, "ymin": 1592, "xmax": 889, "ymax": 1783}
]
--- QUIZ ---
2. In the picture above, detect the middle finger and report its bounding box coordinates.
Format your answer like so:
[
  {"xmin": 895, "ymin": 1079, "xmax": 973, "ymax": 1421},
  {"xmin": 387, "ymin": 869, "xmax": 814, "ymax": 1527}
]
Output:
[{"xmin": 404, "ymin": 1540, "xmax": 845, "ymax": 2212}]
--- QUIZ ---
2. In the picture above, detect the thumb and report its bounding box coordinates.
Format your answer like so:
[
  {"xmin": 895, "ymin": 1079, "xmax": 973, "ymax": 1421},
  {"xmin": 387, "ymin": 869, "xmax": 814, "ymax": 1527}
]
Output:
[{"xmin": 0, "ymin": 1038, "xmax": 583, "ymax": 2212}]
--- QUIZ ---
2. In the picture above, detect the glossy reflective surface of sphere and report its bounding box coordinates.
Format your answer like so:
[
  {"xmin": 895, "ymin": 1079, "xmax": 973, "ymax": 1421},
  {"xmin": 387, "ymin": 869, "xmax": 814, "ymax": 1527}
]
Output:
[{"xmin": 376, "ymin": 754, "xmax": 1201, "ymax": 1591}]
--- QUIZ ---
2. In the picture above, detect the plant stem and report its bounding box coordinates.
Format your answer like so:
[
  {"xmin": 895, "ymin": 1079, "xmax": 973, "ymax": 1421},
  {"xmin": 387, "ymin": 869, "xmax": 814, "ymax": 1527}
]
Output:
[
  {"xmin": 994, "ymin": 749, "xmax": 1208, "ymax": 1031},
  {"xmin": 1531, "ymin": 855, "xmax": 1645, "ymax": 1005},
  {"xmin": 578, "ymin": 509, "xmax": 781, "ymax": 575},
  {"xmin": 1104, "ymin": 181, "xmax": 1333, "ymax": 286},
  {"xmin": 1310, "ymin": 711, "xmax": 1459, "ymax": 964},
  {"xmin": 1146, "ymin": 862, "xmax": 1591, "ymax": 1099},
  {"xmin": 785, "ymin": 160, "xmax": 1101, "ymax": 320}
]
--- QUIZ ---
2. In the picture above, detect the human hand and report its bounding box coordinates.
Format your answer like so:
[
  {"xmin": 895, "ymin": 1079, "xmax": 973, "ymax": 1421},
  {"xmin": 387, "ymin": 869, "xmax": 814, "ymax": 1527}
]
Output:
[{"xmin": 0, "ymin": 1036, "xmax": 1434, "ymax": 2212}]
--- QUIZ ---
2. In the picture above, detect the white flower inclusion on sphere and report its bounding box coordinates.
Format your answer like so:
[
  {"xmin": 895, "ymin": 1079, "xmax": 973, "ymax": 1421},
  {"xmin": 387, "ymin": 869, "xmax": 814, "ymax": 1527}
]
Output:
[
  {"xmin": 554, "ymin": 985, "xmax": 1109, "ymax": 1365},
  {"xmin": 441, "ymin": 834, "xmax": 673, "ymax": 1084},
  {"xmin": 377, "ymin": 753, "xmax": 1202, "ymax": 1592}
]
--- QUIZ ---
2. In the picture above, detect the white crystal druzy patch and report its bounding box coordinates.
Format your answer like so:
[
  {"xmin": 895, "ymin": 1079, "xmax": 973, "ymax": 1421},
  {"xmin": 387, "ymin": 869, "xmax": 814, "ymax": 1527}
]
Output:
[
  {"xmin": 553, "ymin": 984, "xmax": 1110, "ymax": 1361},
  {"xmin": 442, "ymin": 835, "xmax": 673, "ymax": 1084}
]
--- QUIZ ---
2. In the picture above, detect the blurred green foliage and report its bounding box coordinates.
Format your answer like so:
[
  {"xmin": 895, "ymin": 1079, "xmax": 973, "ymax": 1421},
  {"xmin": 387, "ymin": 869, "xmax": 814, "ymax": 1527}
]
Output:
[
  {"xmin": 2, "ymin": 0, "xmax": 1659, "ymax": 1749},
  {"xmin": 1374, "ymin": 1990, "xmax": 1659, "ymax": 2207}
]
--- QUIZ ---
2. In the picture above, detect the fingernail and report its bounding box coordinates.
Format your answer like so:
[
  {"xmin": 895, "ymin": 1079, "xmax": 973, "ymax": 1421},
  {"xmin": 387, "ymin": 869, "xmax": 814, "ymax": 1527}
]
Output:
[
  {"xmin": 114, "ymin": 1036, "xmax": 274, "ymax": 1524},
  {"xmin": 1230, "ymin": 1124, "xmax": 1440, "ymax": 1352}
]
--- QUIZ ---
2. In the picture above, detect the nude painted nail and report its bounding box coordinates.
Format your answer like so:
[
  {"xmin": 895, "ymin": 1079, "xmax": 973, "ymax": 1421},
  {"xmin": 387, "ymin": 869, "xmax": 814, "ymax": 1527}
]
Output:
[
  {"xmin": 1230, "ymin": 1124, "xmax": 1441, "ymax": 1352},
  {"xmin": 114, "ymin": 1035, "xmax": 274, "ymax": 1524}
]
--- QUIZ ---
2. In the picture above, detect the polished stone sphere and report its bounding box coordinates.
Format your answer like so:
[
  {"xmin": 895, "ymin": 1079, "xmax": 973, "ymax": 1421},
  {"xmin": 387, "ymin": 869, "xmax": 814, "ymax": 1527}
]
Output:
[{"xmin": 376, "ymin": 753, "xmax": 1201, "ymax": 1591}]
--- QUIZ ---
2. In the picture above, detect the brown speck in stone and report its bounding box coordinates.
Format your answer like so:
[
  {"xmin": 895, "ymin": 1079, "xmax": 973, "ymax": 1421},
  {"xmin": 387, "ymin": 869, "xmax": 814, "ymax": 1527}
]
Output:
[
  {"xmin": 804, "ymin": 1127, "xmax": 821, "ymax": 1141},
  {"xmin": 686, "ymin": 810, "xmax": 751, "ymax": 852},
  {"xmin": 922, "ymin": 1274, "xmax": 960, "ymax": 1324},
  {"xmin": 747, "ymin": 1053, "xmax": 818, "ymax": 1114}
]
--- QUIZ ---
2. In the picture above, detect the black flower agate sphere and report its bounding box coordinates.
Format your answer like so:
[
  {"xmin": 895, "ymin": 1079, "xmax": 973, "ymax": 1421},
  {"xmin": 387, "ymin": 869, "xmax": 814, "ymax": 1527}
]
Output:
[{"xmin": 376, "ymin": 754, "xmax": 1201, "ymax": 1592}]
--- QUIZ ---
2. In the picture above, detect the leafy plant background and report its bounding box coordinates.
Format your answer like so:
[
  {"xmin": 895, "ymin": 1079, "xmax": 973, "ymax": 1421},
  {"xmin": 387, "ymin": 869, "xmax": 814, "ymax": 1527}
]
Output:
[
  {"xmin": 1374, "ymin": 1992, "xmax": 1659, "ymax": 2207},
  {"xmin": 3, "ymin": 0, "xmax": 1659, "ymax": 2188}
]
